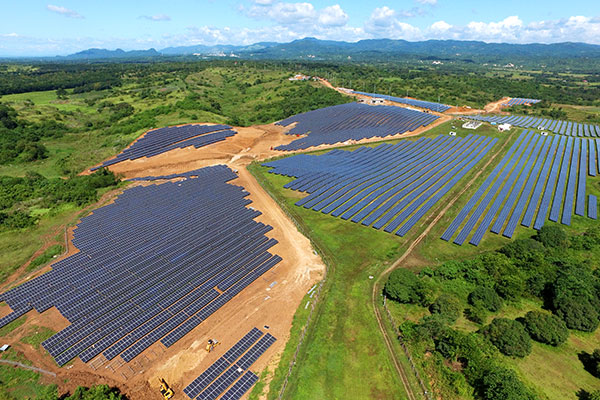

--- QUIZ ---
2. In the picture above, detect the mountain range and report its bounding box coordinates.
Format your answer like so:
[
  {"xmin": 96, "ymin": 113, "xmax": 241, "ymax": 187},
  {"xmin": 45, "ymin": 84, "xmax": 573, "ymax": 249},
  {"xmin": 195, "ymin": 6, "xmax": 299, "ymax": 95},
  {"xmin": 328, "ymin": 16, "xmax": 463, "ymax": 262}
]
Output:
[{"xmin": 55, "ymin": 38, "xmax": 600, "ymax": 61}]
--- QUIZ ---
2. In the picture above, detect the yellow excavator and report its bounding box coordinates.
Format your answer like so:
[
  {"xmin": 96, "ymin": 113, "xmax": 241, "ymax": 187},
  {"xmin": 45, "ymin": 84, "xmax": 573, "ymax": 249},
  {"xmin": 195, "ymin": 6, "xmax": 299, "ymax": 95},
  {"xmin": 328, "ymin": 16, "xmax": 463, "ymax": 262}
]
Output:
[
  {"xmin": 159, "ymin": 378, "xmax": 174, "ymax": 399},
  {"xmin": 206, "ymin": 339, "xmax": 220, "ymax": 353}
]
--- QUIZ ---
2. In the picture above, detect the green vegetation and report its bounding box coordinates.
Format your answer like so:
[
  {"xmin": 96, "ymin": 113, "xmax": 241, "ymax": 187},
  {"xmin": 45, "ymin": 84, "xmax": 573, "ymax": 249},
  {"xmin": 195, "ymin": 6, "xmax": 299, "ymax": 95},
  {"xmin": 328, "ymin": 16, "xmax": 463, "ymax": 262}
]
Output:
[
  {"xmin": 20, "ymin": 326, "xmax": 56, "ymax": 349},
  {"xmin": 249, "ymin": 161, "xmax": 414, "ymax": 399},
  {"xmin": 481, "ymin": 318, "xmax": 532, "ymax": 358},
  {"xmin": 520, "ymin": 311, "xmax": 569, "ymax": 346},
  {"xmin": 27, "ymin": 244, "xmax": 64, "ymax": 272},
  {"xmin": 387, "ymin": 224, "xmax": 600, "ymax": 399}
]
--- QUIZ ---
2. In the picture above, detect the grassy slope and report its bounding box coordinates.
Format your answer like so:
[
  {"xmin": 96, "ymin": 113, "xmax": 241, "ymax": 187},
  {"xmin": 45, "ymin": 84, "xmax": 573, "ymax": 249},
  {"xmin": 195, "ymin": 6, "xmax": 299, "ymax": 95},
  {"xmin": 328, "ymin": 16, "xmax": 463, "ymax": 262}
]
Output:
[
  {"xmin": 249, "ymin": 165, "xmax": 409, "ymax": 399},
  {"xmin": 395, "ymin": 125, "xmax": 600, "ymax": 399},
  {"xmin": 248, "ymin": 125, "xmax": 514, "ymax": 399}
]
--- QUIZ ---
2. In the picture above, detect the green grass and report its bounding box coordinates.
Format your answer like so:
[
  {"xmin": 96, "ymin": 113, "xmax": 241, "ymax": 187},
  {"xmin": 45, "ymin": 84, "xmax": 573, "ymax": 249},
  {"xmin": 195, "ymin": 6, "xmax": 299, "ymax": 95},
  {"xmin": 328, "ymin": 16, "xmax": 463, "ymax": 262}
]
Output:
[
  {"xmin": 503, "ymin": 329, "xmax": 600, "ymax": 400},
  {"xmin": 27, "ymin": 244, "xmax": 64, "ymax": 272},
  {"xmin": 249, "ymin": 163, "xmax": 410, "ymax": 400},
  {"xmin": 0, "ymin": 203, "xmax": 75, "ymax": 286},
  {"xmin": 0, "ymin": 315, "xmax": 26, "ymax": 337},
  {"xmin": 20, "ymin": 326, "xmax": 56, "ymax": 349},
  {"xmin": 0, "ymin": 348, "xmax": 57, "ymax": 399}
]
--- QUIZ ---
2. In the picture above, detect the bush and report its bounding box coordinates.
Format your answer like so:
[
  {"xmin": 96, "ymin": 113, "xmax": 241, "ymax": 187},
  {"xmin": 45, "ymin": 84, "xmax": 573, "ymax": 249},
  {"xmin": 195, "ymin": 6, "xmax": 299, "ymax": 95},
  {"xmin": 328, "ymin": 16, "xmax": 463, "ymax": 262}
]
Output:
[
  {"xmin": 464, "ymin": 305, "xmax": 487, "ymax": 325},
  {"xmin": 384, "ymin": 269, "xmax": 432, "ymax": 305},
  {"xmin": 478, "ymin": 365, "xmax": 535, "ymax": 400},
  {"xmin": 468, "ymin": 287, "xmax": 503, "ymax": 312},
  {"xmin": 551, "ymin": 264, "xmax": 600, "ymax": 332},
  {"xmin": 520, "ymin": 311, "xmax": 569, "ymax": 346},
  {"xmin": 535, "ymin": 225, "xmax": 567, "ymax": 248},
  {"xmin": 429, "ymin": 294, "xmax": 462, "ymax": 323},
  {"xmin": 481, "ymin": 318, "xmax": 532, "ymax": 358}
]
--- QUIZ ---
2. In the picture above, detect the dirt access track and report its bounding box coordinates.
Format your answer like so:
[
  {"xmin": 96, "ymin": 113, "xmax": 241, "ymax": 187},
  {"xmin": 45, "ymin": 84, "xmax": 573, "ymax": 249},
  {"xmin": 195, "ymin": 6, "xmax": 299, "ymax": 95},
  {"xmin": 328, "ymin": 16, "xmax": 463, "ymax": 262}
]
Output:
[{"xmin": 2, "ymin": 102, "xmax": 450, "ymax": 399}]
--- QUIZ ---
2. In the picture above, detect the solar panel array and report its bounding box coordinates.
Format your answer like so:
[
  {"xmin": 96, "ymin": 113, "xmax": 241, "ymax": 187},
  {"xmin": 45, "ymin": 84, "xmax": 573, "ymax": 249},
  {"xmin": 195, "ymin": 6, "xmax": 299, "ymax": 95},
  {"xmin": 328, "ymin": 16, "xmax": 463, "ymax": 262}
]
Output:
[
  {"xmin": 0, "ymin": 166, "xmax": 281, "ymax": 365},
  {"xmin": 351, "ymin": 91, "xmax": 452, "ymax": 112},
  {"xmin": 442, "ymin": 131, "xmax": 598, "ymax": 246},
  {"xmin": 91, "ymin": 124, "xmax": 236, "ymax": 170},
  {"xmin": 264, "ymin": 134, "xmax": 496, "ymax": 237},
  {"xmin": 183, "ymin": 327, "xmax": 275, "ymax": 400},
  {"xmin": 465, "ymin": 114, "xmax": 600, "ymax": 137},
  {"xmin": 127, "ymin": 165, "xmax": 233, "ymax": 182},
  {"xmin": 274, "ymin": 103, "xmax": 439, "ymax": 151},
  {"xmin": 503, "ymin": 98, "xmax": 542, "ymax": 106}
]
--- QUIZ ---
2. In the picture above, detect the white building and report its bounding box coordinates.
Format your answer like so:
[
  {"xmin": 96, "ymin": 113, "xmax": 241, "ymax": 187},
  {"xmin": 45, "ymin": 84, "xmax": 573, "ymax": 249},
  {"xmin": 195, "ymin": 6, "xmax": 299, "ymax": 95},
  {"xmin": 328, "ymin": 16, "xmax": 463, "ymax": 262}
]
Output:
[
  {"xmin": 462, "ymin": 121, "xmax": 482, "ymax": 130},
  {"xmin": 498, "ymin": 123, "xmax": 512, "ymax": 132}
]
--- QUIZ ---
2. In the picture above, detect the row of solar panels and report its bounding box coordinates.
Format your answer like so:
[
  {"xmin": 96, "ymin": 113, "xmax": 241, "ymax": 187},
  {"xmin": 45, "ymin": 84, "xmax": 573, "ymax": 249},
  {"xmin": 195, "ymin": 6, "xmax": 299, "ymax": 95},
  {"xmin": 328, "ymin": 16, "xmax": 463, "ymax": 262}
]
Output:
[
  {"xmin": 127, "ymin": 165, "xmax": 234, "ymax": 182},
  {"xmin": 503, "ymin": 98, "xmax": 541, "ymax": 106},
  {"xmin": 184, "ymin": 327, "xmax": 276, "ymax": 400},
  {"xmin": 465, "ymin": 114, "xmax": 600, "ymax": 137},
  {"xmin": 91, "ymin": 124, "xmax": 235, "ymax": 170},
  {"xmin": 442, "ymin": 132, "xmax": 598, "ymax": 246},
  {"xmin": 351, "ymin": 91, "xmax": 452, "ymax": 112},
  {"xmin": 0, "ymin": 166, "xmax": 281, "ymax": 366},
  {"xmin": 274, "ymin": 103, "xmax": 439, "ymax": 151},
  {"xmin": 264, "ymin": 134, "xmax": 495, "ymax": 237}
]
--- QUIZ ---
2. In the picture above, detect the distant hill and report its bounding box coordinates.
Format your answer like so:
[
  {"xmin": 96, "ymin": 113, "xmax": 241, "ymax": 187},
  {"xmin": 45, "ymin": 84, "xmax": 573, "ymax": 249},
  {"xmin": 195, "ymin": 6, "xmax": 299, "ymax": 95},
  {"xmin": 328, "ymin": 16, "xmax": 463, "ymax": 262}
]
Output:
[
  {"xmin": 57, "ymin": 38, "xmax": 600, "ymax": 61},
  {"xmin": 61, "ymin": 48, "xmax": 161, "ymax": 60}
]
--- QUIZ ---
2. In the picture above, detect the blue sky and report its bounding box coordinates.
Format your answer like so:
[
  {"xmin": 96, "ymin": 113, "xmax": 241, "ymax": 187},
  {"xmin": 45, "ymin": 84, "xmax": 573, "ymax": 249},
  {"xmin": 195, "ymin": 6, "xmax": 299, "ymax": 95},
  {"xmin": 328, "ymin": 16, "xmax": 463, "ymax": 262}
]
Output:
[{"xmin": 1, "ymin": 0, "xmax": 599, "ymax": 56}]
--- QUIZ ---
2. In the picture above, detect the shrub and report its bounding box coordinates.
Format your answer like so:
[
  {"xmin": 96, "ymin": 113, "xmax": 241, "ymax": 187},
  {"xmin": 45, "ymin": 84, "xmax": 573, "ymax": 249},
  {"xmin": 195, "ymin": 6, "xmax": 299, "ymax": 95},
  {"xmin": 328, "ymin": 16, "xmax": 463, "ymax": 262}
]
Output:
[
  {"xmin": 520, "ymin": 311, "xmax": 569, "ymax": 346},
  {"xmin": 534, "ymin": 225, "xmax": 567, "ymax": 248},
  {"xmin": 468, "ymin": 287, "xmax": 503, "ymax": 312},
  {"xmin": 480, "ymin": 318, "xmax": 532, "ymax": 358},
  {"xmin": 479, "ymin": 365, "xmax": 535, "ymax": 400},
  {"xmin": 384, "ymin": 269, "xmax": 432, "ymax": 305},
  {"xmin": 464, "ymin": 305, "xmax": 487, "ymax": 325},
  {"xmin": 429, "ymin": 294, "xmax": 462, "ymax": 323}
]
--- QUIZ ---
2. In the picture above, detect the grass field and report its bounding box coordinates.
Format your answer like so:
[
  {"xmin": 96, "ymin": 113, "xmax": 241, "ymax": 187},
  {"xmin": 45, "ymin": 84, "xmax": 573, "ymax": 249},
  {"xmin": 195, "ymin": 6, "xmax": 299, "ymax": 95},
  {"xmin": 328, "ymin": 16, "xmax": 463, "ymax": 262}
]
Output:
[
  {"xmin": 249, "ymin": 163, "xmax": 412, "ymax": 400},
  {"xmin": 247, "ymin": 127, "xmax": 515, "ymax": 399},
  {"xmin": 251, "ymin": 124, "xmax": 600, "ymax": 400}
]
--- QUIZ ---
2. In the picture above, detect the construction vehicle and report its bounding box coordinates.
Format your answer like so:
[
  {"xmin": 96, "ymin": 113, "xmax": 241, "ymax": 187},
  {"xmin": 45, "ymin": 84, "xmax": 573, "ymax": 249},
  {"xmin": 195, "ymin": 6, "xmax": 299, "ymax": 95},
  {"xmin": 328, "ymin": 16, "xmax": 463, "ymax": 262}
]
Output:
[
  {"xmin": 206, "ymin": 339, "xmax": 220, "ymax": 353},
  {"xmin": 159, "ymin": 378, "xmax": 174, "ymax": 399}
]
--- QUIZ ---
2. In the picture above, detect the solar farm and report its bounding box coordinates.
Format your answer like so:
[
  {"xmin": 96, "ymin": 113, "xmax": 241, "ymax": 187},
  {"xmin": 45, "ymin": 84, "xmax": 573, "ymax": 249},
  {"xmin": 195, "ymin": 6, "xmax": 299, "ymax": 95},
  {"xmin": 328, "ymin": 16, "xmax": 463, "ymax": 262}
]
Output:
[
  {"xmin": 0, "ymin": 166, "xmax": 282, "ymax": 367},
  {"xmin": 502, "ymin": 97, "xmax": 542, "ymax": 106},
  {"xmin": 265, "ymin": 134, "xmax": 496, "ymax": 236},
  {"xmin": 465, "ymin": 114, "xmax": 600, "ymax": 137},
  {"xmin": 274, "ymin": 103, "xmax": 440, "ymax": 151},
  {"xmin": 92, "ymin": 124, "xmax": 237, "ymax": 170},
  {"xmin": 442, "ymin": 132, "xmax": 598, "ymax": 245},
  {"xmin": 3, "ymin": 85, "xmax": 600, "ymax": 400},
  {"xmin": 352, "ymin": 91, "xmax": 452, "ymax": 112}
]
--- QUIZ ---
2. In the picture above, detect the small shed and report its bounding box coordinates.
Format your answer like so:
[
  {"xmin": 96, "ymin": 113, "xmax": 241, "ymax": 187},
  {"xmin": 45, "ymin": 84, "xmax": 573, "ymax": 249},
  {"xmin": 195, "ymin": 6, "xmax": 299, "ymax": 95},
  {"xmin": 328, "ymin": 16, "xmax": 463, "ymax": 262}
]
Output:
[{"xmin": 498, "ymin": 123, "xmax": 512, "ymax": 132}]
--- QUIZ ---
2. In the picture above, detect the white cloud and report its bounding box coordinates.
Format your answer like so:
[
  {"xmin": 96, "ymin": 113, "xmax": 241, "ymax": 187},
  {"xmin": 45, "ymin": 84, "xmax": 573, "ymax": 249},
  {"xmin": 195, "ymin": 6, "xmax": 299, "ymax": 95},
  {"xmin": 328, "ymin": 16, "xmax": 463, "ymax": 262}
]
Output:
[
  {"xmin": 141, "ymin": 14, "xmax": 171, "ymax": 22},
  {"xmin": 429, "ymin": 20, "xmax": 451, "ymax": 33},
  {"xmin": 416, "ymin": 0, "xmax": 437, "ymax": 4},
  {"xmin": 1, "ymin": 33, "xmax": 19, "ymax": 38},
  {"xmin": 318, "ymin": 5, "xmax": 349, "ymax": 27},
  {"xmin": 365, "ymin": 7, "xmax": 422, "ymax": 40},
  {"xmin": 46, "ymin": 4, "xmax": 84, "ymax": 19}
]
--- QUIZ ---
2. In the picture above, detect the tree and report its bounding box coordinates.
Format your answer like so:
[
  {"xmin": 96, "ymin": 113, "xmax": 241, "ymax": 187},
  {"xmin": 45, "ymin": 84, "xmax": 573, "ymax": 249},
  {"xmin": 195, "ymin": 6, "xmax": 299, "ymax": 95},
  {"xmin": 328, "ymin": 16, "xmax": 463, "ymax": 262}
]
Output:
[
  {"xmin": 468, "ymin": 287, "xmax": 503, "ymax": 312},
  {"xmin": 479, "ymin": 365, "xmax": 535, "ymax": 400},
  {"xmin": 551, "ymin": 264, "xmax": 600, "ymax": 332},
  {"xmin": 384, "ymin": 269, "xmax": 432, "ymax": 305},
  {"xmin": 534, "ymin": 225, "xmax": 567, "ymax": 248},
  {"xmin": 520, "ymin": 311, "xmax": 569, "ymax": 346},
  {"xmin": 429, "ymin": 294, "xmax": 462, "ymax": 323},
  {"xmin": 481, "ymin": 318, "xmax": 532, "ymax": 358}
]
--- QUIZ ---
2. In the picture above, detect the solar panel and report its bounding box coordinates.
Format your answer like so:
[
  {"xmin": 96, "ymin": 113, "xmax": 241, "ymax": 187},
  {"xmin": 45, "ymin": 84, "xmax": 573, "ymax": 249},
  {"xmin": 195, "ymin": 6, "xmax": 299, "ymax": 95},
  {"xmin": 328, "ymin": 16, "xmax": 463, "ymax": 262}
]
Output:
[{"xmin": 220, "ymin": 371, "xmax": 259, "ymax": 400}]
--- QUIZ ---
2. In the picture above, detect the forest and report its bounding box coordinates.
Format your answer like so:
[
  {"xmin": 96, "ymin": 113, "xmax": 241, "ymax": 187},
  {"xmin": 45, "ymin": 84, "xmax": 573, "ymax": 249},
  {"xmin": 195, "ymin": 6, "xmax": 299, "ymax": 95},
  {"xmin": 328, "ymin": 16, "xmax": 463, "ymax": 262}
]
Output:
[{"xmin": 386, "ymin": 225, "xmax": 600, "ymax": 399}]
